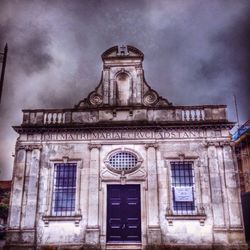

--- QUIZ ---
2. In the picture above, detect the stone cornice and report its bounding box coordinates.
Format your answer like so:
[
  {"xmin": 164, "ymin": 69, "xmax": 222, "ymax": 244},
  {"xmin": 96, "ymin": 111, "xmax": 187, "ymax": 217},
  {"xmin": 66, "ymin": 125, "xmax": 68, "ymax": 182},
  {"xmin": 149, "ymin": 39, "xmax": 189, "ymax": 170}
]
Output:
[
  {"xmin": 13, "ymin": 122, "xmax": 234, "ymax": 135},
  {"xmin": 16, "ymin": 143, "xmax": 42, "ymax": 151}
]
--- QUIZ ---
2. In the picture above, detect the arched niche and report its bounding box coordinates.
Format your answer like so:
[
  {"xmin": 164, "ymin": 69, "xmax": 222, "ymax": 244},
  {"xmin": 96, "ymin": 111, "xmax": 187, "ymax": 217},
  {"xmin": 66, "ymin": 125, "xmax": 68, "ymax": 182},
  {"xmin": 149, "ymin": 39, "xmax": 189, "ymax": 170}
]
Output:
[{"xmin": 115, "ymin": 72, "xmax": 132, "ymax": 106}]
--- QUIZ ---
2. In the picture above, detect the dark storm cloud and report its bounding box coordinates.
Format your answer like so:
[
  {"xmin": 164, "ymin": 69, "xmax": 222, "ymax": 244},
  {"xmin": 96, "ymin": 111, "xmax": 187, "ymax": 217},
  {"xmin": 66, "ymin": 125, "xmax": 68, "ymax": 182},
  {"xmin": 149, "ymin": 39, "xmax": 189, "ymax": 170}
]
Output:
[
  {"xmin": 142, "ymin": 0, "xmax": 250, "ymax": 118},
  {"xmin": 12, "ymin": 28, "xmax": 53, "ymax": 75},
  {"xmin": 0, "ymin": 0, "xmax": 250, "ymax": 179},
  {"xmin": 212, "ymin": 11, "xmax": 250, "ymax": 119},
  {"xmin": 0, "ymin": 9, "xmax": 53, "ymax": 75}
]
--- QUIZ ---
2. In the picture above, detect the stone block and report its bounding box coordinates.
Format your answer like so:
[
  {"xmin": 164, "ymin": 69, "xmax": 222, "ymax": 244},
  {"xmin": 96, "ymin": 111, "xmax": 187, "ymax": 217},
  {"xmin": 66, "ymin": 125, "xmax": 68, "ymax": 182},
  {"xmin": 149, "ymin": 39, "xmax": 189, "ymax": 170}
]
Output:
[
  {"xmin": 211, "ymin": 108, "xmax": 226, "ymax": 120},
  {"xmin": 213, "ymin": 230, "xmax": 228, "ymax": 244},
  {"xmin": 204, "ymin": 108, "xmax": 213, "ymax": 120},
  {"xmin": 154, "ymin": 110, "xmax": 174, "ymax": 122},
  {"xmin": 147, "ymin": 227, "xmax": 162, "ymax": 244},
  {"xmin": 85, "ymin": 228, "xmax": 100, "ymax": 245},
  {"xmin": 5, "ymin": 230, "xmax": 35, "ymax": 245},
  {"xmin": 64, "ymin": 111, "xmax": 72, "ymax": 123},
  {"xmin": 72, "ymin": 112, "xmax": 98, "ymax": 123},
  {"xmin": 16, "ymin": 150, "xmax": 26, "ymax": 164},
  {"xmin": 133, "ymin": 109, "xmax": 147, "ymax": 120},
  {"xmin": 99, "ymin": 110, "xmax": 113, "ymax": 121}
]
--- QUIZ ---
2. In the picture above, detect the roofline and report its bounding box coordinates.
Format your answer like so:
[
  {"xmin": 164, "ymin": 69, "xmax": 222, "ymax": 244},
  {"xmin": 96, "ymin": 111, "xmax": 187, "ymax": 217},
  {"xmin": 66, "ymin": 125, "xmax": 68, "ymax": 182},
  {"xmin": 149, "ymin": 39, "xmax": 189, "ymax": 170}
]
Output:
[
  {"xmin": 13, "ymin": 121, "xmax": 234, "ymax": 134},
  {"xmin": 101, "ymin": 45, "xmax": 144, "ymax": 61},
  {"xmin": 22, "ymin": 104, "xmax": 228, "ymax": 113}
]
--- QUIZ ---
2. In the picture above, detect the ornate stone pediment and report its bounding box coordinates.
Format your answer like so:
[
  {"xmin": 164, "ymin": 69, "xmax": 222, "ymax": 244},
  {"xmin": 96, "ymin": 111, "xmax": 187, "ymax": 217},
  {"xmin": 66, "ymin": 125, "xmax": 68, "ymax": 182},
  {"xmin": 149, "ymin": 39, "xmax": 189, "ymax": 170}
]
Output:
[{"xmin": 75, "ymin": 45, "xmax": 171, "ymax": 109}]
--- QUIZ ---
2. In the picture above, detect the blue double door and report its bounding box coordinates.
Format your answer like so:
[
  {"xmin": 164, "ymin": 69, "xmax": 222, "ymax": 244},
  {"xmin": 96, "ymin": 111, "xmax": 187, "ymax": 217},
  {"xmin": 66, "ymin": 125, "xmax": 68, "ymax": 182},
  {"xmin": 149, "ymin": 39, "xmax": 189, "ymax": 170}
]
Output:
[{"xmin": 107, "ymin": 184, "xmax": 141, "ymax": 242}]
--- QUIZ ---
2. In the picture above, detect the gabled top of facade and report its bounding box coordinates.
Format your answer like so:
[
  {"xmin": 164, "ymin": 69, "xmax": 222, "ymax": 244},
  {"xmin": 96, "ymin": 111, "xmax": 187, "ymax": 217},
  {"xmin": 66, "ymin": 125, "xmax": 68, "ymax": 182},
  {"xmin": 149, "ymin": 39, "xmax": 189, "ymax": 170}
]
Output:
[
  {"xmin": 16, "ymin": 45, "xmax": 231, "ymax": 130},
  {"xmin": 75, "ymin": 45, "xmax": 171, "ymax": 109},
  {"xmin": 101, "ymin": 45, "xmax": 144, "ymax": 60}
]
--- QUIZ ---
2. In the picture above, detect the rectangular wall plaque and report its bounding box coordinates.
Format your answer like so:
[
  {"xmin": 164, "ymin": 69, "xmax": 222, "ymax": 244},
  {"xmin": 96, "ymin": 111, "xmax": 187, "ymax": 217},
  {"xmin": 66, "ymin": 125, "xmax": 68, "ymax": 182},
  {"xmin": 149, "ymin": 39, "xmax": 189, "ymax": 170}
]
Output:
[{"xmin": 174, "ymin": 187, "xmax": 193, "ymax": 202}]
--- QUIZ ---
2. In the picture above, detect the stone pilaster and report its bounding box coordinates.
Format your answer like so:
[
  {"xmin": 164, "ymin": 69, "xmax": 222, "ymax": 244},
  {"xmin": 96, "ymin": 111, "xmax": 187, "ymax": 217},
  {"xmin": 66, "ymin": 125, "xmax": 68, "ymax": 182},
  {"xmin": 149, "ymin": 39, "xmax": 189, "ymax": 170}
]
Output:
[
  {"xmin": 216, "ymin": 145, "xmax": 230, "ymax": 228},
  {"xmin": 7, "ymin": 144, "xmax": 42, "ymax": 248},
  {"xmin": 110, "ymin": 77, "xmax": 115, "ymax": 106},
  {"xmin": 221, "ymin": 144, "xmax": 242, "ymax": 227},
  {"xmin": 145, "ymin": 143, "xmax": 162, "ymax": 244},
  {"xmin": 22, "ymin": 146, "xmax": 41, "ymax": 229},
  {"xmin": 207, "ymin": 143, "xmax": 227, "ymax": 243},
  {"xmin": 135, "ymin": 67, "xmax": 143, "ymax": 104},
  {"xmin": 86, "ymin": 144, "xmax": 101, "ymax": 245},
  {"xmin": 222, "ymin": 144, "xmax": 245, "ymax": 244},
  {"xmin": 9, "ymin": 147, "xmax": 26, "ymax": 228},
  {"xmin": 102, "ymin": 69, "xmax": 109, "ymax": 105}
]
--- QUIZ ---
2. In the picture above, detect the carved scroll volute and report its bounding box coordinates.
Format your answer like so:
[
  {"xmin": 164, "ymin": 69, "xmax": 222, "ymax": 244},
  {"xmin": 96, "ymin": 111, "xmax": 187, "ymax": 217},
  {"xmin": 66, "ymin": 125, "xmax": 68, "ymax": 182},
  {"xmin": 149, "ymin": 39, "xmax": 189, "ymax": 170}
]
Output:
[
  {"xmin": 89, "ymin": 92, "xmax": 103, "ymax": 107},
  {"xmin": 143, "ymin": 90, "xmax": 158, "ymax": 106}
]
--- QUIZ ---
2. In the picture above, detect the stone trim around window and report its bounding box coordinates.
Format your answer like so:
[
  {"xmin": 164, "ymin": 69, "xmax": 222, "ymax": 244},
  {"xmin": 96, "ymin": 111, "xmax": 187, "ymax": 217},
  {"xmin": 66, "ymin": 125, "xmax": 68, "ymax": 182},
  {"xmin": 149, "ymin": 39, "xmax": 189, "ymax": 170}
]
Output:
[
  {"xmin": 42, "ymin": 157, "xmax": 83, "ymax": 225},
  {"xmin": 42, "ymin": 215, "xmax": 82, "ymax": 227},
  {"xmin": 164, "ymin": 154, "xmax": 206, "ymax": 226},
  {"xmin": 165, "ymin": 214, "xmax": 207, "ymax": 226},
  {"xmin": 104, "ymin": 148, "xmax": 143, "ymax": 174}
]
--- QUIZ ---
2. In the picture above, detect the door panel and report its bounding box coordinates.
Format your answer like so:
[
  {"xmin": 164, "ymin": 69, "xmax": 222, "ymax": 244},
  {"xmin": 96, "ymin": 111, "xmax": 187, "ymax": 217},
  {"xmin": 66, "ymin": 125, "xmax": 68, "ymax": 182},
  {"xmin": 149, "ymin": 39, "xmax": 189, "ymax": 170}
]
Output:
[
  {"xmin": 107, "ymin": 187, "xmax": 123, "ymax": 241},
  {"xmin": 107, "ymin": 185, "xmax": 141, "ymax": 242}
]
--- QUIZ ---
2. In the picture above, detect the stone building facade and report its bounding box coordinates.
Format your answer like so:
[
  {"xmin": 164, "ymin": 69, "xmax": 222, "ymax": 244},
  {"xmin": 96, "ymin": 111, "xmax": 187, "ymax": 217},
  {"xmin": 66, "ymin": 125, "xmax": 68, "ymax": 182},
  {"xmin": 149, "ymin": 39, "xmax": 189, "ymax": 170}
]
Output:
[
  {"xmin": 232, "ymin": 120, "xmax": 250, "ymax": 244},
  {"xmin": 233, "ymin": 120, "xmax": 250, "ymax": 193},
  {"xmin": 6, "ymin": 46, "xmax": 247, "ymax": 249}
]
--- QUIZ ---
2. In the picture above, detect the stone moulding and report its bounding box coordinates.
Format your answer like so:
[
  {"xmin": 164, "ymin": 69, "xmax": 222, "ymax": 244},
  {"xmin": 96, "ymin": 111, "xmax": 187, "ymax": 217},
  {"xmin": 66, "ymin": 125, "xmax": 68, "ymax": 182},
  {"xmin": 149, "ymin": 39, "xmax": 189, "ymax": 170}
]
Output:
[
  {"xmin": 165, "ymin": 214, "xmax": 207, "ymax": 226},
  {"xmin": 100, "ymin": 167, "xmax": 147, "ymax": 183},
  {"xmin": 13, "ymin": 124, "xmax": 233, "ymax": 138},
  {"xmin": 104, "ymin": 147, "xmax": 143, "ymax": 174},
  {"xmin": 42, "ymin": 215, "xmax": 82, "ymax": 227}
]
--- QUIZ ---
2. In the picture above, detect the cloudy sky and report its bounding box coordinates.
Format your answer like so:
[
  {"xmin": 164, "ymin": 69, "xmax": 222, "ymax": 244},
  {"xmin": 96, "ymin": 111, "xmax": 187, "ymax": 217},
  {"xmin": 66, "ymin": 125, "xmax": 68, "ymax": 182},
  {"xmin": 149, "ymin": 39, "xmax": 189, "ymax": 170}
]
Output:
[{"xmin": 0, "ymin": 0, "xmax": 249, "ymax": 180}]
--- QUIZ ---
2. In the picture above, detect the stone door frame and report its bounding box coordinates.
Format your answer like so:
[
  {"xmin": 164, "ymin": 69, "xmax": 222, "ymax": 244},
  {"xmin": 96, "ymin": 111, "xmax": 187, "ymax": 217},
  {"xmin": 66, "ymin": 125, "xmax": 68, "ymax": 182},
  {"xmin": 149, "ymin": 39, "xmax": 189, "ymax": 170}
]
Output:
[{"xmin": 99, "ymin": 180, "xmax": 147, "ymax": 248}]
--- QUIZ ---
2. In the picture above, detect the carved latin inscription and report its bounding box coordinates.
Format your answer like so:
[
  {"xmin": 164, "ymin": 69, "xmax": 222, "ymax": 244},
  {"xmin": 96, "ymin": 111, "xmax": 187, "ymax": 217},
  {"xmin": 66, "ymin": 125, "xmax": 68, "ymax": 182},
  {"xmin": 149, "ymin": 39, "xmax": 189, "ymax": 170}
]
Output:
[{"xmin": 41, "ymin": 129, "xmax": 206, "ymax": 141}]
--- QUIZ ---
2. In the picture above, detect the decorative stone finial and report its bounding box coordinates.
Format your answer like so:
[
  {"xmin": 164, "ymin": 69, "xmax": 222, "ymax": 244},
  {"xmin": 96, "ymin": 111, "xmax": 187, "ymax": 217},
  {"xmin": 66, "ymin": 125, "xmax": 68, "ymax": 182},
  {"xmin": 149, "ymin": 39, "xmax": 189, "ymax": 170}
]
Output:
[{"xmin": 117, "ymin": 44, "xmax": 128, "ymax": 56}]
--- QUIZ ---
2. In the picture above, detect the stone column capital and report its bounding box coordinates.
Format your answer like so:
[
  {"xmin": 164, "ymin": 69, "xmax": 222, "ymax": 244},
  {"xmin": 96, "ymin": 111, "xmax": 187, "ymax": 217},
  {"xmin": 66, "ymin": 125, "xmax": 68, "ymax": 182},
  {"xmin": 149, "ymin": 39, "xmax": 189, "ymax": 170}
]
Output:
[
  {"xmin": 103, "ymin": 65, "xmax": 111, "ymax": 70},
  {"xmin": 145, "ymin": 143, "xmax": 158, "ymax": 149},
  {"xmin": 16, "ymin": 143, "xmax": 42, "ymax": 151},
  {"xmin": 205, "ymin": 141, "xmax": 220, "ymax": 147},
  {"xmin": 205, "ymin": 140, "xmax": 232, "ymax": 148},
  {"xmin": 219, "ymin": 141, "xmax": 233, "ymax": 147},
  {"xmin": 88, "ymin": 143, "xmax": 102, "ymax": 150}
]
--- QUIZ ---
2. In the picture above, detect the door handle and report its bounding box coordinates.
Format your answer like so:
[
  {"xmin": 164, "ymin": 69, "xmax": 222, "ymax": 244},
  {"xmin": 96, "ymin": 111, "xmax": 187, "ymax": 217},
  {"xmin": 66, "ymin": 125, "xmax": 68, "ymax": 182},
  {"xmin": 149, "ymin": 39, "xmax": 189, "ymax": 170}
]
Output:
[{"xmin": 122, "ymin": 224, "xmax": 125, "ymax": 229}]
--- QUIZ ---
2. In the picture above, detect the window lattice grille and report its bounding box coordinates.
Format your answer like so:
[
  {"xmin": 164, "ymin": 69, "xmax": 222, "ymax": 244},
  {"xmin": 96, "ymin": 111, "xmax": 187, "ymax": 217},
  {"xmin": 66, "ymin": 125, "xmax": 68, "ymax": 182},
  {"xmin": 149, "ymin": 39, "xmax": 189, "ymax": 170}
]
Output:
[
  {"xmin": 52, "ymin": 163, "xmax": 76, "ymax": 216},
  {"xmin": 171, "ymin": 161, "xmax": 195, "ymax": 214},
  {"xmin": 109, "ymin": 152, "xmax": 138, "ymax": 171}
]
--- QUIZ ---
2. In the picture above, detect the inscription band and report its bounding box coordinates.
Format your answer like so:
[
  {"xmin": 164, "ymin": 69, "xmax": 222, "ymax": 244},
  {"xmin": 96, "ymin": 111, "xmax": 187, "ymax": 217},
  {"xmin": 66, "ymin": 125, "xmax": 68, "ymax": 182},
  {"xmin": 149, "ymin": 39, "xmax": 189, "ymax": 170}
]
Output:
[{"xmin": 41, "ymin": 128, "xmax": 206, "ymax": 141}]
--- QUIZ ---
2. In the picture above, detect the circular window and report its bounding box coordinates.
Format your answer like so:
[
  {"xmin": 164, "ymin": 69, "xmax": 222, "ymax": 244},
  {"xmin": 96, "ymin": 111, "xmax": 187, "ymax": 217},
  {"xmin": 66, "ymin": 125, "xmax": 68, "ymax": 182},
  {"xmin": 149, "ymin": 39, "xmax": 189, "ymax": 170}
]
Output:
[{"xmin": 107, "ymin": 151, "xmax": 140, "ymax": 173}]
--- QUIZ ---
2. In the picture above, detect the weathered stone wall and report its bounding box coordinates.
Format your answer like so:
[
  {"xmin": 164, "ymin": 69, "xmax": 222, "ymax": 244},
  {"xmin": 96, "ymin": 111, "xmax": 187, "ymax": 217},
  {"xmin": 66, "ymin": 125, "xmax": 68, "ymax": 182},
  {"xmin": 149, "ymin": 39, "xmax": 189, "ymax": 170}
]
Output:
[
  {"xmin": 6, "ymin": 126, "xmax": 247, "ymax": 249},
  {"xmin": 6, "ymin": 45, "xmax": 247, "ymax": 249}
]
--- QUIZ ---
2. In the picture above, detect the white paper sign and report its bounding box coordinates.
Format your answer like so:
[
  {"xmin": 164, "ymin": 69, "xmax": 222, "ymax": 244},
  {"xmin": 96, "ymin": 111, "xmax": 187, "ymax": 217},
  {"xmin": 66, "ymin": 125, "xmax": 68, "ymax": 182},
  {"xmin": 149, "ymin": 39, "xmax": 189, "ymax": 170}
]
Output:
[{"xmin": 174, "ymin": 187, "xmax": 193, "ymax": 202}]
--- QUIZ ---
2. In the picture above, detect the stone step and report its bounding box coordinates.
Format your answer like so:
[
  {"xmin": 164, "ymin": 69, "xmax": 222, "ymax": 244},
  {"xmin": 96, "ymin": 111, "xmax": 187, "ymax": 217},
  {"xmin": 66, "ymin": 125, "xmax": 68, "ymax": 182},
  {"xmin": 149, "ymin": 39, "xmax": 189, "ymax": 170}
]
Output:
[{"xmin": 106, "ymin": 243, "xmax": 142, "ymax": 250}]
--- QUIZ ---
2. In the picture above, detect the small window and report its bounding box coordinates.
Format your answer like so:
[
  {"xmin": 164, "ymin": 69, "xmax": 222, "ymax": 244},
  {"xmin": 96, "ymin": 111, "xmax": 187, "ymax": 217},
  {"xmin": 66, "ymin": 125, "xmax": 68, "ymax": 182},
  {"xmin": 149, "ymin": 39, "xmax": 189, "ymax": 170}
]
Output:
[
  {"xmin": 171, "ymin": 161, "xmax": 195, "ymax": 215},
  {"xmin": 52, "ymin": 163, "xmax": 77, "ymax": 216},
  {"xmin": 108, "ymin": 151, "xmax": 138, "ymax": 173}
]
